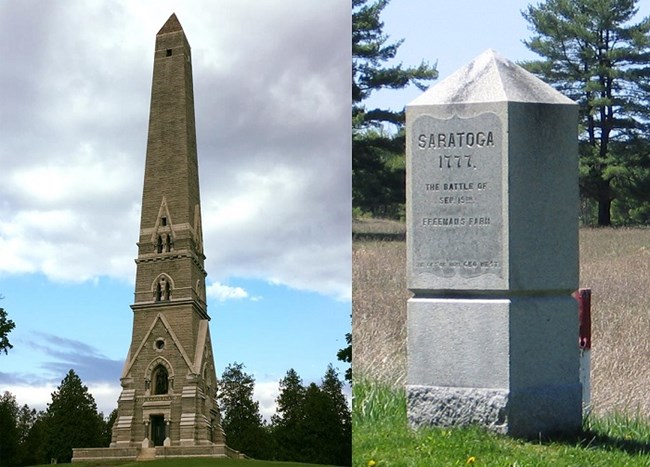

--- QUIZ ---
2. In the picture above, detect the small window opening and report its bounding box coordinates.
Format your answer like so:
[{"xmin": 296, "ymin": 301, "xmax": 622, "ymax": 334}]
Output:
[
  {"xmin": 166, "ymin": 49, "xmax": 172, "ymax": 57},
  {"xmin": 165, "ymin": 234, "xmax": 173, "ymax": 252},
  {"xmin": 156, "ymin": 235, "xmax": 163, "ymax": 254},
  {"xmin": 161, "ymin": 217, "xmax": 167, "ymax": 226}
]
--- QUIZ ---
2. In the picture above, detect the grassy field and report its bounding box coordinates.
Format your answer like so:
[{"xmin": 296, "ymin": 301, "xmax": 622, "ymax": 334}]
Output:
[
  {"xmin": 353, "ymin": 225, "xmax": 650, "ymax": 416},
  {"xmin": 34, "ymin": 458, "xmax": 338, "ymax": 467},
  {"xmin": 353, "ymin": 379, "xmax": 650, "ymax": 466}
]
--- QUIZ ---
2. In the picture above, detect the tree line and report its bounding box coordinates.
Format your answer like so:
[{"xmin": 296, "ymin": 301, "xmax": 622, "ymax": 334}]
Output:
[
  {"xmin": 0, "ymin": 364, "xmax": 350, "ymax": 466},
  {"xmin": 218, "ymin": 363, "xmax": 351, "ymax": 466},
  {"xmin": 0, "ymin": 370, "xmax": 114, "ymax": 466},
  {"xmin": 353, "ymin": 0, "xmax": 650, "ymax": 226}
]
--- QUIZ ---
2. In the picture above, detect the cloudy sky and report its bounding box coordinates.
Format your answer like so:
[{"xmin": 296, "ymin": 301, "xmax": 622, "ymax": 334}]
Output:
[{"xmin": 0, "ymin": 0, "xmax": 350, "ymax": 419}]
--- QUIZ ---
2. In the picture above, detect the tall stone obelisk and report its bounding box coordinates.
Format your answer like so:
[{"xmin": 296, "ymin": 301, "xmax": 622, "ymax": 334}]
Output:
[
  {"xmin": 406, "ymin": 50, "xmax": 582, "ymax": 437},
  {"xmin": 73, "ymin": 14, "xmax": 238, "ymax": 461}
]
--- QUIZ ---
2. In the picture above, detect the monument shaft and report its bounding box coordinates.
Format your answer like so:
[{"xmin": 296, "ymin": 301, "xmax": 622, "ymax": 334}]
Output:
[
  {"xmin": 115, "ymin": 13, "xmax": 222, "ymax": 450},
  {"xmin": 406, "ymin": 50, "xmax": 581, "ymax": 437},
  {"xmin": 73, "ymin": 14, "xmax": 237, "ymax": 461}
]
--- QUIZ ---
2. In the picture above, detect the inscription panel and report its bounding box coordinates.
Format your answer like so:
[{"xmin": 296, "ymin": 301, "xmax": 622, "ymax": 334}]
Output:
[{"xmin": 410, "ymin": 113, "xmax": 503, "ymax": 283}]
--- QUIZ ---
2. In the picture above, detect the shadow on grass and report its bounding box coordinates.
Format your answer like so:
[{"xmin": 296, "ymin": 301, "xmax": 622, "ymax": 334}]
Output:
[
  {"xmin": 532, "ymin": 424, "xmax": 650, "ymax": 458},
  {"xmin": 579, "ymin": 430, "xmax": 650, "ymax": 456}
]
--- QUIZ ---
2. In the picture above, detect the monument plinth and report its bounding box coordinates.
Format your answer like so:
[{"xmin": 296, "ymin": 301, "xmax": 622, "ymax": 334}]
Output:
[{"xmin": 406, "ymin": 50, "xmax": 581, "ymax": 437}]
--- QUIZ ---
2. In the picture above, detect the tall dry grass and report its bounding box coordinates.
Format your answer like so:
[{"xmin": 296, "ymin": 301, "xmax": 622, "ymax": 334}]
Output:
[
  {"xmin": 352, "ymin": 226, "xmax": 650, "ymax": 416},
  {"xmin": 581, "ymin": 228, "xmax": 650, "ymax": 415}
]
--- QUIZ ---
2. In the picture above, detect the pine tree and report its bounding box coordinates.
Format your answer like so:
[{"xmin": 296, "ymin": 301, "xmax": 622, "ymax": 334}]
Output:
[
  {"xmin": 271, "ymin": 368, "xmax": 306, "ymax": 462},
  {"xmin": 298, "ymin": 383, "xmax": 330, "ymax": 463},
  {"xmin": 318, "ymin": 365, "xmax": 352, "ymax": 466},
  {"xmin": 353, "ymin": 0, "xmax": 437, "ymax": 216},
  {"xmin": 0, "ymin": 392, "xmax": 19, "ymax": 467},
  {"xmin": 271, "ymin": 366, "xmax": 351, "ymax": 465},
  {"xmin": 43, "ymin": 369, "xmax": 105, "ymax": 463},
  {"xmin": 15, "ymin": 404, "xmax": 40, "ymax": 466},
  {"xmin": 522, "ymin": 0, "xmax": 650, "ymax": 225},
  {"xmin": 217, "ymin": 363, "xmax": 269, "ymax": 458},
  {"xmin": 102, "ymin": 408, "xmax": 118, "ymax": 447},
  {"xmin": 0, "ymin": 305, "xmax": 15, "ymax": 355},
  {"xmin": 21, "ymin": 412, "xmax": 47, "ymax": 466}
]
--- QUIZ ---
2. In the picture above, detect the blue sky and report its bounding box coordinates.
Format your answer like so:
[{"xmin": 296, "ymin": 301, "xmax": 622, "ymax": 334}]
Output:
[
  {"xmin": 365, "ymin": 0, "xmax": 650, "ymax": 112},
  {"xmin": 0, "ymin": 0, "xmax": 350, "ymax": 420}
]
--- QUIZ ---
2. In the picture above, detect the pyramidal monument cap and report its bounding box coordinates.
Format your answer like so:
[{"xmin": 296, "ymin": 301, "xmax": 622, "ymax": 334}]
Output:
[{"xmin": 409, "ymin": 49, "xmax": 576, "ymax": 106}]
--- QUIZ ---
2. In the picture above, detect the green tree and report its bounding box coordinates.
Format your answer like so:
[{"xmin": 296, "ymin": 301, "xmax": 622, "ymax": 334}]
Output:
[
  {"xmin": 298, "ymin": 383, "xmax": 330, "ymax": 463},
  {"xmin": 337, "ymin": 332, "xmax": 352, "ymax": 382},
  {"xmin": 271, "ymin": 366, "xmax": 351, "ymax": 465},
  {"xmin": 102, "ymin": 408, "xmax": 118, "ymax": 447},
  {"xmin": 271, "ymin": 368, "xmax": 306, "ymax": 462},
  {"xmin": 14, "ymin": 403, "xmax": 40, "ymax": 466},
  {"xmin": 522, "ymin": 0, "xmax": 650, "ymax": 226},
  {"xmin": 0, "ymin": 305, "xmax": 16, "ymax": 355},
  {"xmin": 353, "ymin": 0, "xmax": 437, "ymax": 216},
  {"xmin": 21, "ymin": 412, "xmax": 47, "ymax": 466},
  {"xmin": 43, "ymin": 369, "xmax": 105, "ymax": 463},
  {"xmin": 0, "ymin": 392, "xmax": 19, "ymax": 467},
  {"xmin": 217, "ymin": 362, "xmax": 269, "ymax": 459},
  {"xmin": 318, "ymin": 365, "xmax": 352, "ymax": 466}
]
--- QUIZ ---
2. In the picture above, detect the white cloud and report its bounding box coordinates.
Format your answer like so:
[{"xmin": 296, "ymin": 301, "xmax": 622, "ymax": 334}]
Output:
[
  {"xmin": 0, "ymin": 0, "xmax": 350, "ymax": 301},
  {"xmin": 6, "ymin": 381, "xmax": 120, "ymax": 418},
  {"xmin": 89, "ymin": 382, "xmax": 122, "ymax": 416},
  {"xmin": 5, "ymin": 384, "xmax": 56, "ymax": 413},
  {"xmin": 254, "ymin": 380, "xmax": 280, "ymax": 423},
  {"xmin": 206, "ymin": 282, "xmax": 249, "ymax": 302},
  {"xmin": 8, "ymin": 379, "xmax": 280, "ymax": 424}
]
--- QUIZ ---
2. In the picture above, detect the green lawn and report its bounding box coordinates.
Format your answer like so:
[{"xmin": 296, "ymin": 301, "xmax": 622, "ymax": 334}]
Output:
[
  {"xmin": 353, "ymin": 380, "xmax": 650, "ymax": 466},
  {"xmin": 34, "ymin": 459, "xmax": 339, "ymax": 467}
]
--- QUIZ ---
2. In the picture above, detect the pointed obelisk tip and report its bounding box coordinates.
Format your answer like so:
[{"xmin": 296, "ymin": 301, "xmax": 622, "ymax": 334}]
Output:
[{"xmin": 158, "ymin": 13, "xmax": 183, "ymax": 35}]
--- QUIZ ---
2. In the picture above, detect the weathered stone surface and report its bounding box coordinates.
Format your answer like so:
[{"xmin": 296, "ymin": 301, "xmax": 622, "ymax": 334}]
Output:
[
  {"xmin": 407, "ymin": 386, "xmax": 509, "ymax": 433},
  {"xmin": 407, "ymin": 383, "xmax": 582, "ymax": 437},
  {"xmin": 408, "ymin": 296, "xmax": 579, "ymax": 390},
  {"xmin": 73, "ymin": 14, "xmax": 232, "ymax": 462},
  {"xmin": 406, "ymin": 49, "xmax": 579, "ymax": 294},
  {"xmin": 407, "ymin": 298, "xmax": 510, "ymax": 389},
  {"xmin": 409, "ymin": 49, "xmax": 575, "ymax": 106},
  {"xmin": 405, "ymin": 50, "xmax": 581, "ymax": 437},
  {"xmin": 409, "ymin": 113, "xmax": 505, "ymax": 289}
]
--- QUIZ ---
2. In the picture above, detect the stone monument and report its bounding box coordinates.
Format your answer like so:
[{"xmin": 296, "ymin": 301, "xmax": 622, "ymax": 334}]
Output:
[
  {"xmin": 406, "ymin": 49, "xmax": 581, "ymax": 437},
  {"xmin": 73, "ymin": 14, "xmax": 240, "ymax": 461}
]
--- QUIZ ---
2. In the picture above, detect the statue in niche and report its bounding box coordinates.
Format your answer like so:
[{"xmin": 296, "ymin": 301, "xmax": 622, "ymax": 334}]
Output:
[
  {"xmin": 154, "ymin": 365, "xmax": 169, "ymax": 395},
  {"xmin": 154, "ymin": 276, "xmax": 172, "ymax": 301},
  {"xmin": 160, "ymin": 277, "xmax": 169, "ymax": 300}
]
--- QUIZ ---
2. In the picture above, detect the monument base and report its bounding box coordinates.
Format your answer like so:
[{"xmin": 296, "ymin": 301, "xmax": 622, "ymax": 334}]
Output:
[
  {"xmin": 407, "ymin": 295, "xmax": 582, "ymax": 437},
  {"xmin": 407, "ymin": 384, "xmax": 582, "ymax": 437},
  {"xmin": 71, "ymin": 444, "xmax": 244, "ymax": 463}
]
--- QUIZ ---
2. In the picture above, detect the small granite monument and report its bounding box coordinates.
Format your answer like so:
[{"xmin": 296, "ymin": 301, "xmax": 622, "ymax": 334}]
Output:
[{"xmin": 406, "ymin": 49, "xmax": 581, "ymax": 437}]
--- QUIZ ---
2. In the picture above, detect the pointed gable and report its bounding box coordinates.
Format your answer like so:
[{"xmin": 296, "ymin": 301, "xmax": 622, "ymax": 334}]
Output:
[
  {"xmin": 121, "ymin": 313, "xmax": 195, "ymax": 379},
  {"xmin": 158, "ymin": 13, "xmax": 183, "ymax": 35}
]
